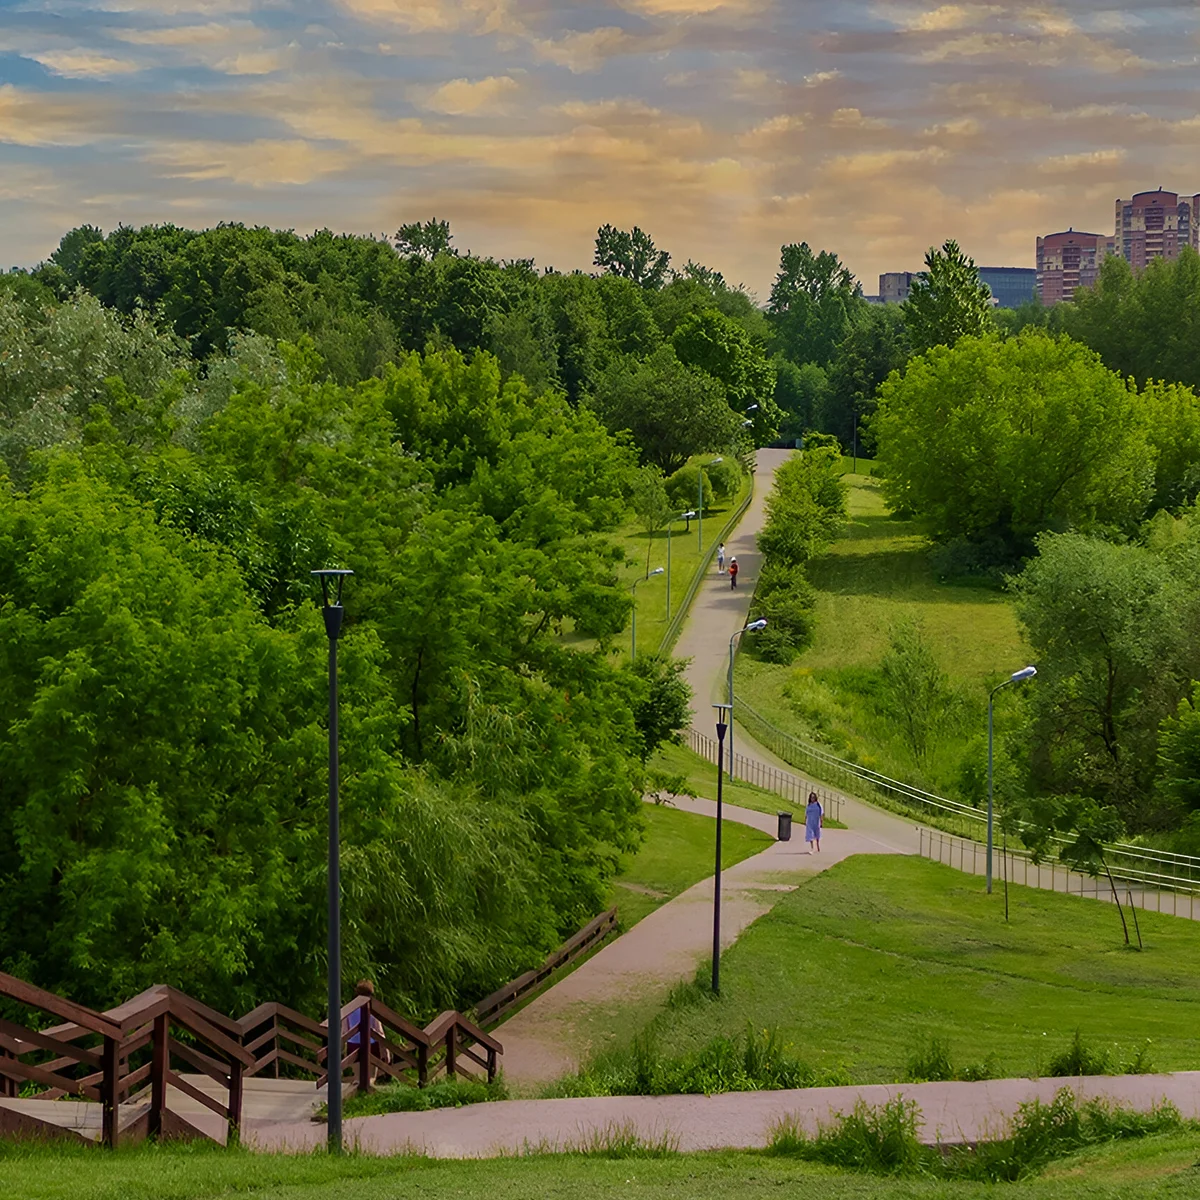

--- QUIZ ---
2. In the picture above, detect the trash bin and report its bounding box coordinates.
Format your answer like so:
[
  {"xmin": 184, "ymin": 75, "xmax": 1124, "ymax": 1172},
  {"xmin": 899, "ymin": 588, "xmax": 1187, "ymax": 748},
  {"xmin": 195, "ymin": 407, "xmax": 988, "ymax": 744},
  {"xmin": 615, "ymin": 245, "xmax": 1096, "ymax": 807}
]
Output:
[{"xmin": 777, "ymin": 811, "xmax": 792, "ymax": 842}]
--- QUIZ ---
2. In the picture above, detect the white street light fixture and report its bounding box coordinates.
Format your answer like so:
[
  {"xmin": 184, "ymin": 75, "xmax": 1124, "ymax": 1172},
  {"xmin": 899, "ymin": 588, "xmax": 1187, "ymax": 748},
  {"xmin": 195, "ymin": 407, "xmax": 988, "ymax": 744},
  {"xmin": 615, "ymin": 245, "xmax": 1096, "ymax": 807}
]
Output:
[
  {"xmin": 726, "ymin": 618, "xmax": 767, "ymax": 783},
  {"xmin": 629, "ymin": 568, "xmax": 664, "ymax": 661},
  {"xmin": 987, "ymin": 666, "xmax": 1037, "ymax": 895}
]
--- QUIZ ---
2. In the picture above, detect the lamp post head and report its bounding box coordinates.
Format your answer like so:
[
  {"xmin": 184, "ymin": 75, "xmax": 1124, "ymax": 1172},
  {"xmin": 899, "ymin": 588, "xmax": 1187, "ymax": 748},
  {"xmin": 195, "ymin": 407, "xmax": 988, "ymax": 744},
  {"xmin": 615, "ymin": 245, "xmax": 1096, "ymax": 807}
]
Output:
[
  {"xmin": 745, "ymin": 405, "xmax": 758, "ymax": 412},
  {"xmin": 311, "ymin": 569, "xmax": 353, "ymax": 640},
  {"xmin": 741, "ymin": 420, "xmax": 754, "ymax": 428},
  {"xmin": 650, "ymin": 567, "xmax": 665, "ymax": 577},
  {"xmin": 745, "ymin": 619, "xmax": 768, "ymax": 632},
  {"xmin": 1011, "ymin": 666, "xmax": 1037, "ymax": 683},
  {"xmin": 709, "ymin": 457, "xmax": 723, "ymax": 465},
  {"xmin": 682, "ymin": 510, "xmax": 697, "ymax": 519}
]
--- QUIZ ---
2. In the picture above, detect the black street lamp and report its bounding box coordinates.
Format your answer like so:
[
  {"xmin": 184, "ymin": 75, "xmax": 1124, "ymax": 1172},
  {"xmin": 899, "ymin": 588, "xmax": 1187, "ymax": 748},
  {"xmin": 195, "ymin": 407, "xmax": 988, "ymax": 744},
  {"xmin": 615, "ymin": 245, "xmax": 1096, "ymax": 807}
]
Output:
[
  {"xmin": 311, "ymin": 568, "xmax": 353, "ymax": 1154},
  {"xmin": 712, "ymin": 703, "xmax": 731, "ymax": 995}
]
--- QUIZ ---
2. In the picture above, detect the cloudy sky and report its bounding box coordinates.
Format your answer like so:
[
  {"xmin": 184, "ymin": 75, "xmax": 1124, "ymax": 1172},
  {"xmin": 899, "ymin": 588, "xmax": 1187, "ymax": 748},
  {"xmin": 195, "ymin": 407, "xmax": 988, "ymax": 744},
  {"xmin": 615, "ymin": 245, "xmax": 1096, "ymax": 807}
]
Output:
[{"xmin": 1, "ymin": 1, "xmax": 1198, "ymax": 296}]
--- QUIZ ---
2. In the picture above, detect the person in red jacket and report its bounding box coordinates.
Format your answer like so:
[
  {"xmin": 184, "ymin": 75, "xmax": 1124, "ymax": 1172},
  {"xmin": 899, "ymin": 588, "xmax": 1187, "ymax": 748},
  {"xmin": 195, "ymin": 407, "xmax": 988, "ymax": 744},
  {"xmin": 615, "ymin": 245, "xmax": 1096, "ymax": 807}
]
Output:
[{"xmin": 729, "ymin": 557, "xmax": 739, "ymax": 589}]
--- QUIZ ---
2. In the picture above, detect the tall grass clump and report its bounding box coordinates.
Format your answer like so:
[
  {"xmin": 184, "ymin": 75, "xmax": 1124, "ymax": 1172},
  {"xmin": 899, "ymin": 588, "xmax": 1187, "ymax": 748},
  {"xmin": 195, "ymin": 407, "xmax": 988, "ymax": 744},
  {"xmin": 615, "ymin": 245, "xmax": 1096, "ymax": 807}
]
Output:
[
  {"xmin": 768, "ymin": 1089, "xmax": 1192, "ymax": 1183},
  {"xmin": 341, "ymin": 1075, "xmax": 506, "ymax": 1118},
  {"xmin": 545, "ymin": 1024, "xmax": 848, "ymax": 1098},
  {"xmin": 904, "ymin": 1035, "xmax": 998, "ymax": 1083},
  {"xmin": 768, "ymin": 1097, "xmax": 926, "ymax": 1175}
]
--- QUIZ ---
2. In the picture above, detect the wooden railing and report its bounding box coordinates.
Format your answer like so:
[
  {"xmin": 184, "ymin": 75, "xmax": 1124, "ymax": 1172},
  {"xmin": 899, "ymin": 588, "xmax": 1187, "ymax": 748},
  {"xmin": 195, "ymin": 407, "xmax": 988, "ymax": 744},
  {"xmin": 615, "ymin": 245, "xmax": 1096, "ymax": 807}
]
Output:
[
  {"xmin": 473, "ymin": 908, "xmax": 618, "ymax": 1028},
  {"xmin": 0, "ymin": 974, "xmax": 503, "ymax": 1146},
  {"xmin": 0, "ymin": 974, "xmax": 253, "ymax": 1148}
]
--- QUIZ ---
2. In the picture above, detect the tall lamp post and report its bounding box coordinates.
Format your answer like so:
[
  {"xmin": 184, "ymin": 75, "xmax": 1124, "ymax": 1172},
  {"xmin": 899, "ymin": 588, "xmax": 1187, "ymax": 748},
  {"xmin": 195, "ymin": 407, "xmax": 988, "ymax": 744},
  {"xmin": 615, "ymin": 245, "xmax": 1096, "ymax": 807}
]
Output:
[
  {"xmin": 988, "ymin": 666, "xmax": 1037, "ymax": 894},
  {"xmin": 629, "ymin": 568, "xmax": 663, "ymax": 661},
  {"xmin": 727, "ymin": 619, "xmax": 768, "ymax": 780},
  {"xmin": 712, "ymin": 703, "xmax": 731, "ymax": 995},
  {"xmin": 697, "ymin": 457, "xmax": 723, "ymax": 553},
  {"xmin": 311, "ymin": 568, "xmax": 353, "ymax": 1154},
  {"xmin": 665, "ymin": 510, "xmax": 696, "ymax": 624}
]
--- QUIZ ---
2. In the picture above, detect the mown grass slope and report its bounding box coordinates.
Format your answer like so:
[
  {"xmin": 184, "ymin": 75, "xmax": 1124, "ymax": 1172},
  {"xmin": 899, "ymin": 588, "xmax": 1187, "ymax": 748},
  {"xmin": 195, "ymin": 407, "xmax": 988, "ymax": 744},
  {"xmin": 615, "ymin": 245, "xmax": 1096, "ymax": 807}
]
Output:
[
  {"xmin": 737, "ymin": 471, "xmax": 1030, "ymax": 797},
  {"xmin": 643, "ymin": 855, "xmax": 1199, "ymax": 1083}
]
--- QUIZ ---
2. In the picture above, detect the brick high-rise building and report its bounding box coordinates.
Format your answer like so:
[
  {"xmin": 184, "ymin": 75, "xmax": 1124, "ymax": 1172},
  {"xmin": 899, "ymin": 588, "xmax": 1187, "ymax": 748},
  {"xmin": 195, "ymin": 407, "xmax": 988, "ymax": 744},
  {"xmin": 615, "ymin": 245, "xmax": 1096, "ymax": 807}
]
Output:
[
  {"xmin": 1036, "ymin": 229, "xmax": 1108, "ymax": 305},
  {"xmin": 1115, "ymin": 190, "xmax": 1200, "ymax": 269}
]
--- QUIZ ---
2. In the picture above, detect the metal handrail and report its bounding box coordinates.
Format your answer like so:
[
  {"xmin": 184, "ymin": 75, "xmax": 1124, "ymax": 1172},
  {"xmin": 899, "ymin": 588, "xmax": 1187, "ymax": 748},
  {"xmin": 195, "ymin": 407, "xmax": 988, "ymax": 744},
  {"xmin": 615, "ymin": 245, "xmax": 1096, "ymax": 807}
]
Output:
[{"xmin": 737, "ymin": 698, "xmax": 1200, "ymax": 893}]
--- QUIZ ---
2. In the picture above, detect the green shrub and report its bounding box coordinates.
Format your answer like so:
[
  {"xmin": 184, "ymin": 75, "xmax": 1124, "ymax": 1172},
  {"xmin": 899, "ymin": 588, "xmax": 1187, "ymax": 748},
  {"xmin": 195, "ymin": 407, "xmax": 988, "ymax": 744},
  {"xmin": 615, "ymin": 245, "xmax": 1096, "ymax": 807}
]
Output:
[
  {"xmin": 705, "ymin": 457, "xmax": 743, "ymax": 502},
  {"xmin": 905, "ymin": 1036, "xmax": 953, "ymax": 1083},
  {"xmin": 750, "ymin": 560, "xmax": 818, "ymax": 663},
  {"xmin": 341, "ymin": 1074, "xmax": 506, "ymax": 1118},
  {"xmin": 770, "ymin": 1089, "xmax": 1192, "ymax": 1184},
  {"xmin": 904, "ymin": 1035, "xmax": 998, "ymax": 1083},
  {"xmin": 1046, "ymin": 1030, "xmax": 1112, "ymax": 1077},
  {"xmin": 545, "ymin": 1024, "xmax": 847, "ymax": 1098},
  {"xmin": 769, "ymin": 1097, "xmax": 926, "ymax": 1176},
  {"xmin": 943, "ymin": 1090, "xmax": 1188, "ymax": 1183},
  {"xmin": 665, "ymin": 463, "xmax": 713, "ymax": 513}
]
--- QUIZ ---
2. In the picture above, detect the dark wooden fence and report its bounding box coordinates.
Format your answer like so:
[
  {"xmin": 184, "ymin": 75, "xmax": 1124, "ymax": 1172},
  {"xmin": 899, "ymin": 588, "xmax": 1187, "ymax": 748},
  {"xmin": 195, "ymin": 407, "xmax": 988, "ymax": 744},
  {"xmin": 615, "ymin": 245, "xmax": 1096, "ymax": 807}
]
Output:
[
  {"xmin": 473, "ymin": 908, "xmax": 618, "ymax": 1029},
  {"xmin": 0, "ymin": 973, "xmax": 501, "ymax": 1149}
]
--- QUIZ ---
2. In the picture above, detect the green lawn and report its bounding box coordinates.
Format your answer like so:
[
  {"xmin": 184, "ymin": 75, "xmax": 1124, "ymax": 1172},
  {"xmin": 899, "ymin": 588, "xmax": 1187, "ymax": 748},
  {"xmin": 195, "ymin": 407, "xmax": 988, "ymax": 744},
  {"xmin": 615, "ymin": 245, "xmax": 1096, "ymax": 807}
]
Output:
[
  {"xmin": 5, "ymin": 1134, "xmax": 1200, "ymax": 1199},
  {"xmin": 736, "ymin": 471, "xmax": 1029, "ymax": 798},
  {"xmin": 609, "ymin": 803, "xmax": 772, "ymax": 930},
  {"xmin": 638, "ymin": 855, "xmax": 1200, "ymax": 1083},
  {"xmin": 649, "ymin": 741, "xmax": 846, "ymax": 828},
  {"xmin": 613, "ymin": 462, "xmax": 752, "ymax": 661}
]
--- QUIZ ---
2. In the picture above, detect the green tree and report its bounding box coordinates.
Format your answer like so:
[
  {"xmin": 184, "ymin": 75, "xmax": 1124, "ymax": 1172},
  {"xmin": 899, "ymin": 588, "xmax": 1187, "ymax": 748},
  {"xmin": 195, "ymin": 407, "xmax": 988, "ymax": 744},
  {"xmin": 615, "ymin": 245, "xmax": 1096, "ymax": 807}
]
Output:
[
  {"xmin": 1013, "ymin": 533, "xmax": 1185, "ymax": 825},
  {"xmin": 591, "ymin": 346, "xmax": 741, "ymax": 473},
  {"xmin": 767, "ymin": 243, "xmax": 862, "ymax": 367},
  {"xmin": 773, "ymin": 358, "xmax": 829, "ymax": 442},
  {"xmin": 630, "ymin": 465, "xmax": 673, "ymax": 578},
  {"xmin": 872, "ymin": 332, "xmax": 1152, "ymax": 558},
  {"xmin": 594, "ymin": 224, "xmax": 671, "ymax": 289},
  {"xmin": 879, "ymin": 621, "xmax": 956, "ymax": 765},
  {"xmin": 823, "ymin": 305, "xmax": 910, "ymax": 453},
  {"xmin": 673, "ymin": 308, "xmax": 781, "ymax": 441},
  {"xmin": 902, "ymin": 239, "xmax": 995, "ymax": 354},
  {"xmin": 394, "ymin": 218, "xmax": 454, "ymax": 260},
  {"xmin": 1066, "ymin": 247, "xmax": 1200, "ymax": 389}
]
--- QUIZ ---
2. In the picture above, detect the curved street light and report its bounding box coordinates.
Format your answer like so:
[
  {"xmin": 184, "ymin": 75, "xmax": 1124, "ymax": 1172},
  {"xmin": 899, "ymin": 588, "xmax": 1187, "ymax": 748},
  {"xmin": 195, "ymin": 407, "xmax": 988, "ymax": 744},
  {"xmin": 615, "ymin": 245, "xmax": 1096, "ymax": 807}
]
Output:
[
  {"xmin": 665, "ymin": 511, "xmax": 696, "ymax": 625},
  {"xmin": 629, "ymin": 568, "xmax": 664, "ymax": 661},
  {"xmin": 988, "ymin": 666, "xmax": 1037, "ymax": 894}
]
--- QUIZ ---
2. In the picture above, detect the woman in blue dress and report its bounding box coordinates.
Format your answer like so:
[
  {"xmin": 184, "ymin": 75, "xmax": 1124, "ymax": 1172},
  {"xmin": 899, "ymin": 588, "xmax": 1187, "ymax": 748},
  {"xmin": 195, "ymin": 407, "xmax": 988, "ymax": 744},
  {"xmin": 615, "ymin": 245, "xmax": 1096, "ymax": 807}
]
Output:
[{"xmin": 805, "ymin": 792, "xmax": 823, "ymax": 853}]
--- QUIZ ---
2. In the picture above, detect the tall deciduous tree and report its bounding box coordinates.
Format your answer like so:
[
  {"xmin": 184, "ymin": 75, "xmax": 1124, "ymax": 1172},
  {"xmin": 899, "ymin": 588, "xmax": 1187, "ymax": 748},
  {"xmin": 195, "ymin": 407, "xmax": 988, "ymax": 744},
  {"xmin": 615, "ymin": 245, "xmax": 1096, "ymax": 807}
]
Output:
[
  {"xmin": 395, "ymin": 219, "xmax": 454, "ymax": 260},
  {"xmin": 902, "ymin": 239, "xmax": 995, "ymax": 353},
  {"xmin": 673, "ymin": 308, "xmax": 781, "ymax": 441},
  {"xmin": 872, "ymin": 332, "xmax": 1152, "ymax": 558},
  {"xmin": 594, "ymin": 224, "xmax": 672, "ymax": 289},
  {"xmin": 767, "ymin": 243, "xmax": 862, "ymax": 368},
  {"xmin": 1013, "ymin": 532, "xmax": 1185, "ymax": 825},
  {"xmin": 591, "ymin": 345, "xmax": 741, "ymax": 473}
]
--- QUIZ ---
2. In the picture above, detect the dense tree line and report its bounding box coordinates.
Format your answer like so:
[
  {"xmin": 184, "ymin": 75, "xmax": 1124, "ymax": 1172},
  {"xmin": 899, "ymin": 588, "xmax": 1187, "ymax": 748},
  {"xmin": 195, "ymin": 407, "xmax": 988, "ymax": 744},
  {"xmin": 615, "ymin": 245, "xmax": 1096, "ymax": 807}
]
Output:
[{"xmin": 0, "ymin": 285, "xmax": 697, "ymax": 1015}]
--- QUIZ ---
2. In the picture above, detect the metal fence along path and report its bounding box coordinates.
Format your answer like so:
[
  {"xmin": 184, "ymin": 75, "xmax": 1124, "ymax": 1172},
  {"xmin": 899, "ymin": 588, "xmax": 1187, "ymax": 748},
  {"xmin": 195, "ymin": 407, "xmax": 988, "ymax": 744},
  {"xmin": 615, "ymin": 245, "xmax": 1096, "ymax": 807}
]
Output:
[
  {"xmin": 687, "ymin": 727, "xmax": 843, "ymax": 823},
  {"xmin": 735, "ymin": 697, "xmax": 1200, "ymax": 906},
  {"xmin": 918, "ymin": 828, "xmax": 1200, "ymax": 922}
]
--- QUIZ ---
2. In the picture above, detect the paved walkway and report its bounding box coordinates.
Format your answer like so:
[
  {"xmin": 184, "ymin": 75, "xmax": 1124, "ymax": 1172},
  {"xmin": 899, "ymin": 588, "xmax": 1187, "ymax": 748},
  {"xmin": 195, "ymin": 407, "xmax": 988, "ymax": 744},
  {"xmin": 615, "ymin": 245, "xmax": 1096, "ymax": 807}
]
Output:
[
  {"xmin": 251, "ymin": 1072, "xmax": 1200, "ymax": 1154},
  {"xmin": 496, "ymin": 453, "xmax": 917, "ymax": 1087}
]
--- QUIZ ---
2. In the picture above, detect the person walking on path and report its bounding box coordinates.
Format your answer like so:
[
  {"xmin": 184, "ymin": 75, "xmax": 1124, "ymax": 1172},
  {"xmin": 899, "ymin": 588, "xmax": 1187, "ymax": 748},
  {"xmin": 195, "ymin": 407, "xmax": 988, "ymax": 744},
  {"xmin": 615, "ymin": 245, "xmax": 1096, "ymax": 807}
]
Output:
[
  {"xmin": 729, "ymin": 557, "xmax": 739, "ymax": 589},
  {"xmin": 346, "ymin": 979, "xmax": 389, "ymax": 1082},
  {"xmin": 805, "ymin": 792, "xmax": 823, "ymax": 853},
  {"xmin": 717, "ymin": 543, "xmax": 726, "ymax": 574}
]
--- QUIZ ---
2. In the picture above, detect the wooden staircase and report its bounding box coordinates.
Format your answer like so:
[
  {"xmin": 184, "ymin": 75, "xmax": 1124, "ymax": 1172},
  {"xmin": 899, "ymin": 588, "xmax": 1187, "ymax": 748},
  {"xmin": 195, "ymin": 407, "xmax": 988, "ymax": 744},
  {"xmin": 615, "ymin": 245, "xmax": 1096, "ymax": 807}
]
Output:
[{"xmin": 0, "ymin": 973, "xmax": 501, "ymax": 1148}]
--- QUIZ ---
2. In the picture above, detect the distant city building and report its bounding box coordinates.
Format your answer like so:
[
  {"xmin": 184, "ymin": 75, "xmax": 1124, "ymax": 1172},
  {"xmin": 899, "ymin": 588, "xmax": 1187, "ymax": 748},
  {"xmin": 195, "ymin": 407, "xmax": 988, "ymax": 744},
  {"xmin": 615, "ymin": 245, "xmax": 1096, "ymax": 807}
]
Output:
[
  {"xmin": 977, "ymin": 266, "xmax": 1037, "ymax": 309},
  {"xmin": 1115, "ymin": 190, "xmax": 1200, "ymax": 270},
  {"xmin": 1035, "ymin": 230, "xmax": 1108, "ymax": 305},
  {"xmin": 878, "ymin": 272, "xmax": 914, "ymax": 304}
]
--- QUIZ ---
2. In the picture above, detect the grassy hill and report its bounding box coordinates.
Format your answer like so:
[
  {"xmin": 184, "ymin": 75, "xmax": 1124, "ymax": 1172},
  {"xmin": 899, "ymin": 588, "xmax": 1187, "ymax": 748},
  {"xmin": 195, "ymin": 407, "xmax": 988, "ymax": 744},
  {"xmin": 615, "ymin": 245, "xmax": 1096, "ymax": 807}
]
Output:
[
  {"xmin": 609, "ymin": 803, "xmax": 771, "ymax": 930},
  {"xmin": 639, "ymin": 856, "xmax": 1199, "ymax": 1083},
  {"xmin": 736, "ymin": 470, "xmax": 1029, "ymax": 799}
]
